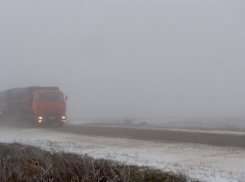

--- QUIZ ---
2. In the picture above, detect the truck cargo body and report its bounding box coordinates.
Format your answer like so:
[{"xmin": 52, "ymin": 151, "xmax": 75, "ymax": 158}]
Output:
[{"xmin": 0, "ymin": 86, "xmax": 66, "ymax": 126}]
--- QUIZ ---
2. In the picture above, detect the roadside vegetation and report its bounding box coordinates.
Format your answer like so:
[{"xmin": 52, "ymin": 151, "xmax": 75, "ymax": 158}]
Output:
[{"xmin": 0, "ymin": 142, "xmax": 198, "ymax": 182}]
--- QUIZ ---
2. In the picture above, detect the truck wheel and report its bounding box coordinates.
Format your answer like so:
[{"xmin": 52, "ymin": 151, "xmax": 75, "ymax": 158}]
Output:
[
  {"xmin": 0, "ymin": 114, "xmax": 6, "ymax": 124},
  {"xmin": 58, "ymin": 122, "xmax": 64, "ymax": 127}
]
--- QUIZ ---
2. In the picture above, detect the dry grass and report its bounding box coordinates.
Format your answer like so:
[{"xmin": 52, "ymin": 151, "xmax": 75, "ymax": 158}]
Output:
[{"xmin": 0, "ymin": 142, "xmax": 196, "ymax": 182}]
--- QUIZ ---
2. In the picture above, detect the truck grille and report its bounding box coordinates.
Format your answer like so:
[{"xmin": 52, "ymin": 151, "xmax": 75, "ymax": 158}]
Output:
[{"xmin": 45, "ymin": 109, "xmax": 58, "ymax": 114}]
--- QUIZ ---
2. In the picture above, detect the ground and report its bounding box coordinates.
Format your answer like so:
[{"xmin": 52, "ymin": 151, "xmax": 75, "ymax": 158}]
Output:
[{"xmin": 0, "ymin": 123, "xmax": 245, "ymax": 181}]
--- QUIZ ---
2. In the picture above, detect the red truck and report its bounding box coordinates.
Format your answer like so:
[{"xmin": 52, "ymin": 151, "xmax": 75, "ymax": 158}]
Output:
[{"xmin": 0, "ymin": 86, "xmax": 67, "ymax": 126}]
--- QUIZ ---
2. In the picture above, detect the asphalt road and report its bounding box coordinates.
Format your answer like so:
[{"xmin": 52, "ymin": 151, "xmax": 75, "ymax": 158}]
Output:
[{"xmin": 51, "ymin": 124, "xmax": 245, "ymax": 148}]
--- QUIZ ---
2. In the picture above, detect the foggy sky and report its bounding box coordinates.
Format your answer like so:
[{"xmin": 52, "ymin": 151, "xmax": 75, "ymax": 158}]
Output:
[{"xmin": 1, "ymin": 1, "xmax": 245, "ymax": 120}]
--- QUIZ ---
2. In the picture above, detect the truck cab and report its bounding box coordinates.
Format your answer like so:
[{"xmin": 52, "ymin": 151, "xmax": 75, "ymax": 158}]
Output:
[{"xmin": 32, "ymin": 90, "xmax": 66, "ymax": 126}]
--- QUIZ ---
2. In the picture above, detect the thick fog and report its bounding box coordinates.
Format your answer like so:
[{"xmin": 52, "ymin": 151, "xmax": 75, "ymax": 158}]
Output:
[{"xmin": 0, "ymin": 1, "xmax": 245, "ymax": 121}]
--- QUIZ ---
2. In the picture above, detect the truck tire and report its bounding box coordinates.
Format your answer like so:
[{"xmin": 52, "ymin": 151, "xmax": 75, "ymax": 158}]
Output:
[{"xmin": 58, "ymin": 122, "xmax": 64, "ymax": 127}]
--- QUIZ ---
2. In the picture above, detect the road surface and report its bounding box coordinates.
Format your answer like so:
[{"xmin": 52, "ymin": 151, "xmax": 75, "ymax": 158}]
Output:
[{"xmin": 51, "ymin": 124, "xmax": 245, "ymax": 148}]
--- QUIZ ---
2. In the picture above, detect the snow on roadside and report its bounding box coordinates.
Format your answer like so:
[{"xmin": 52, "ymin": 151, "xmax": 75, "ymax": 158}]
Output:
[{"xmin": 0, "ymin": 126, "xmax": 245, "ymax": 182}]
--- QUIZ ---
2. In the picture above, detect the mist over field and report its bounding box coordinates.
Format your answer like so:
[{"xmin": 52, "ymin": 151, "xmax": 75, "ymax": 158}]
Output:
[{"xmin": 0, "ymin": 1, "xmax": 245, "ymax": 122}]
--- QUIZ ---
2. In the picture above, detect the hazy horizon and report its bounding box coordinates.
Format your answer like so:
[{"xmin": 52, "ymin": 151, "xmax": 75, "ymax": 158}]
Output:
[{"xmin": 1, "ymin": 1, "xmax": 245, "ymax": 120}]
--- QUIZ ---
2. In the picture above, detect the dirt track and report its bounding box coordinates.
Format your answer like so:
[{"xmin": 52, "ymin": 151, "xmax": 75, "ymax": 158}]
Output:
[{"xmin": 51, "ymin": 124, "xmax": 245, "ymax": 148}]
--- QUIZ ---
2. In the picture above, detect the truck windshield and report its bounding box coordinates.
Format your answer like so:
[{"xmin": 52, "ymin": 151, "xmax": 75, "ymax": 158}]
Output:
[{"xmin": 36, "ymin": 93, "xmax": 63, "ymax": 102}]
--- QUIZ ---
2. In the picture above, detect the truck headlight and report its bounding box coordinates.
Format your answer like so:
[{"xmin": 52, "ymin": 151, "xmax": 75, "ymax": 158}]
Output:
[
  {"xmin": 61, "ymin": 116, "xmax": 66, "ymax": 119},
  {"xmin": 38, "ymin": 116, "xmax": 43, "ymax": 120}
]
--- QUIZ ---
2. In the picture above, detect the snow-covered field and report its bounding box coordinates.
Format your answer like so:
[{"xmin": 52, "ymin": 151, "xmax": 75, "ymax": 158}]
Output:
[{"xmin": 1, "ymin": 126, "xmax": 245, "ymax": 182}]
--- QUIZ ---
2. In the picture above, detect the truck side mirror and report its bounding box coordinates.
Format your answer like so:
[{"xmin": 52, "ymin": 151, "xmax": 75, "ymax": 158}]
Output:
[{"xmin": 65, "ymin": 95, "xmax": 68, "ymax": 101}]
